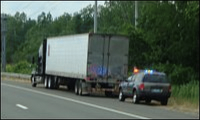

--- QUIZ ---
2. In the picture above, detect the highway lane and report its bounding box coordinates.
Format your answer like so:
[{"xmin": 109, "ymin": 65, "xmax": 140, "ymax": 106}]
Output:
[{"xmin": 1, "ymin": 79, "xmax": 199, "ymax": 119}]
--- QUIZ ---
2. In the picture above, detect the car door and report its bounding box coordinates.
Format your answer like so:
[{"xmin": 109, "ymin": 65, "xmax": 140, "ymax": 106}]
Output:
[
  {"xmin": 127, "ymin": 75, "xmax": 136, "ymax": 96},
  {"xmin": 122, "ymin": 75, "xmax": 133, "ymax": 95}
]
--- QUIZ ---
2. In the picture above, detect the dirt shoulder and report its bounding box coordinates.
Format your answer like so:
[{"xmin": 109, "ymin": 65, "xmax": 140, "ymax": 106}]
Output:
[{"xmin": 167, "ymin": 97, "xmax": 199, "ymax": 116}]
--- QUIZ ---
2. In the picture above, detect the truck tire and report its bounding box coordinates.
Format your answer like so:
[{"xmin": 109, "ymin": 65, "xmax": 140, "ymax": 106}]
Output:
[
  {"xmin": 31, "ymin": 75, "xmax": 37, "ymax": 87},
  {"xmin": 53, "ymin": 76, "xmax": 59, "ymax": 89},
  {"xmin": 119, "ymin": 89, "xmax": 125, "ymax": 101},
  {"xmin": 133, "ymin": 90, "xmax": 140, "ymax": 104},
  {"xmin": 105, "ymin": 91, "xmax": 113, "ymax": 97},
  {"xmin": 48, "ymin": 76, "xmax": 55, "ymax": 89},
  {"xmin": 44, "ymin": 76, "xmax": 48, "ymax": 88},
  {"xmin": 75, "ymin": 80, "xmax": 79, "ymax": 95},
  {"xmin": 67, "ymin": 81, "xmax": 75, "ymax": 91},
  {"xmin": 78, "ymin": 80, "xmax": 82, "ymax": 96}
]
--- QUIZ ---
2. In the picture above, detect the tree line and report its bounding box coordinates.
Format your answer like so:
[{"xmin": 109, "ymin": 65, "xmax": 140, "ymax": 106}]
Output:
[{"xmin": 2, "ymin": 1, "xmax": 199, "ymax": 85}]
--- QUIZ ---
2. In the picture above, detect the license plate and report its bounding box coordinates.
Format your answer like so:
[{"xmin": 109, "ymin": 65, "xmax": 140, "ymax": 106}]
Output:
[{"xmin": 151, "ymin": 89, "xmax": 162, "ymax": 93}]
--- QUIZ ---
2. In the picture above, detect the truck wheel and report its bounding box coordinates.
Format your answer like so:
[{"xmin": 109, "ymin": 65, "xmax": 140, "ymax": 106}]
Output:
[
  {"xmin": 133, "ymin": 90, "xmax": 139, "ymax": 104},
  {"xmin": 44, "ymin": 76, "xmax": 48, "ymax": 88},
  {"xmin": 75, "ymin": 80, "xmax": 79, "ymax": 95},
  {"xmin": 119, "ymin": 89, "xmax": 125, "ymax": 101},
  {"xmin": 54, "ymin": 83, "xmax": 59, "ymax": 89},
  {"xmin": 31, "ymin": 75, "xmax": 37, "ymax": 87},
  {"xmin": 53, "ymin": 76, "xmax": 59, "ymax": 89},
  {"xmin": 48, "ymin": 76, "xmax": 54, "ymax": 89},
  {"xmin": 105, "ymin": 91, "xmax": 113, "ymax": 97},
  {"xmin": 55, "ymin": 77, "xmax": 60, "ymax": 89},
  {"xmin": 78, "ymin": 80, "xmax": 82, "ymax": 96}
]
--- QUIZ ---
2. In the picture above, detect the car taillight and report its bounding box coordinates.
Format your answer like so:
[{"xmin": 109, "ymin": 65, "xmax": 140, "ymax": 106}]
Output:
[
  {"xmin": 139, "ymin": 83, "xmax": 144, "ymax": 90},
  {"xmin": 168, "ymin": 84, "xmax": 171, "ymax": 92}
]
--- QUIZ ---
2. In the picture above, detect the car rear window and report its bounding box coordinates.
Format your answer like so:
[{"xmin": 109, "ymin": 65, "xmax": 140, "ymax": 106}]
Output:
[{"xmin": 143, "ymin": 74, "xmax": 169, "ymax": 83}]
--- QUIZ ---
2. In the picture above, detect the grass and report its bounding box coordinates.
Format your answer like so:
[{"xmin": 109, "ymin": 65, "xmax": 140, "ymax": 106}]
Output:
[
  {"xmin": 171, "ymin": 80, "xmax": 199, "ymax": 103},
  {"xmin": 168, "ymin": 80, "xmax": 199, "ymax": 113}
]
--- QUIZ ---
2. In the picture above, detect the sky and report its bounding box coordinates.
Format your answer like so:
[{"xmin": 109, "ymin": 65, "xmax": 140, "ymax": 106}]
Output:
[{"xmin": 1, "ymin": 1, "xmax": 105, "ymax": 20}]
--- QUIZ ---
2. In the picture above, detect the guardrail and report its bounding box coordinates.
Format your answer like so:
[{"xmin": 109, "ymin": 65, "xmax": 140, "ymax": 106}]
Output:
[{"xmin": 1, "ymin": 72, "xmax": 31, "ymax": 80}]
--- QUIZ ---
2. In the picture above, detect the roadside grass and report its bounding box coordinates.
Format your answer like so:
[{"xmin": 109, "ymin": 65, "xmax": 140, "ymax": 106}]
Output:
[{"xmin": 168, "ymin": 80, "xmax": 199, "ymax": 113}]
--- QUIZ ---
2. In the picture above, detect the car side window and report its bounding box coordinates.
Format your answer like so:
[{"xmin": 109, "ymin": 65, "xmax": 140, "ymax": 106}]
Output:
[
  {"xmin": 135, "ymin": 73, "xmax": 143, "ymax": 83},
  {"xmin": 131, "ymin": 75, "xmax": 136, "ymax": 82},
  {"xmin": 127, "ymin": 76, "xmax": 132, "ymax": 82}
]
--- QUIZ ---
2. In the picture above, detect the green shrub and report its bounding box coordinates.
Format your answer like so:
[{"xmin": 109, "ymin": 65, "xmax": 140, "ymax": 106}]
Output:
[
  {"xmin": 169, "ymin": 64, "xmax": 197, "ymax": 85},
  {"xmin": 6, "ymin": 64, "xmax": 15, "ymax": 72},
  {"xmin": 5, "ymin": 61, "xmax": 32, "ymax": 74},
  {"xmin": 151, "ymin": 63, "xmax": 198, "ymax": 85}
]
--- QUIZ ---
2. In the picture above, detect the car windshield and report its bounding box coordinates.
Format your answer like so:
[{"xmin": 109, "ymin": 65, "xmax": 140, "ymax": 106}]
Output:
[{"xmin": 143, "ymin": 74, "xmax": 169, "ymax": 83}]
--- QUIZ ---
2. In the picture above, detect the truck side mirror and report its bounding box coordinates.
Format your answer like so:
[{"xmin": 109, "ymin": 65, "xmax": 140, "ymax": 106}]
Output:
[{"xmin": 32, "ymin": 56, "xmax": 35, "ymax": 64}]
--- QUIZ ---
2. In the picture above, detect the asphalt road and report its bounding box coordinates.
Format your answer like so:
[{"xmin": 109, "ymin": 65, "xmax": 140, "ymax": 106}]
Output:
[{"xmin": 1, "ymin": 79, "xmax": 199, "ymax": 119}]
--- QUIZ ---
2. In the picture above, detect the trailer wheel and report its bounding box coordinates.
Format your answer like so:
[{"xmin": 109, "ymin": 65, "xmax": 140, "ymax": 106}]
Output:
[
  {"xmin": 31, "ymin": 75, "xmax": 37, "ymax": 87},
  {"xmin": 44, "ymin": 76, "xmax": 48, "ymax": 88},
  {"xmin": 75, "ymin": 80, "xmax": 79, "ymax": 95},
  {"xmin": 51, "ymin": 76, "xmax": 59, "ymax": 89},
  {"xmin": 48, "ymin": 76, "xmax": 55, "ymax": 89},
  {"xmin": 78, "ymin": 80, "xmax": 82, "ymax": 96},
  {"xmin": 53, "ymin": 76, "xmax": 59, "ymax": 89},
  {"xmin": 105, "ymin": 91, "xmax": 113, "ymax": 97}
]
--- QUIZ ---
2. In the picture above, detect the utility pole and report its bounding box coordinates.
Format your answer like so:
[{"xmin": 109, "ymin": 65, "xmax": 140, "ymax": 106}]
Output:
[
  {"xmin": 135, "ymin": 1, "xmax": 138, "ymax": 28},
  {"xmin": 1, "ymin": 14, "xmax": 7, "ymax": 72},
  {"xmin": 94, "ymin": 0, "xmax": 97, "ymax": 33}
]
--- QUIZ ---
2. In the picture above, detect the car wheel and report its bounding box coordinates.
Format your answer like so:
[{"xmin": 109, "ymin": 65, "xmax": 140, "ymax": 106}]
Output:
[
  {"xmin": 31, "ymin": 76, "xmax": 37, "ymax": 87},
  {"xmin": 161, "ymin": 98, "xmax": 168, "ymax": 105},
  {"xmin": 133, "ymin": 90, "xmax": 139, "ymax": 104},
  {"xmin": 44, "ymin": 76, "xmax": 48, "ymax": 88},
  {"xmin": 119, "ymin": 89, "xmax": 125, "ymax": 101}
]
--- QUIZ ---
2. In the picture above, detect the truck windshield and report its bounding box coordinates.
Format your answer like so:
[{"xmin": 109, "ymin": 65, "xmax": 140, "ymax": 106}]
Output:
[{"xmin": 143, "ymin": 74, "xmax": 169, "ymax": 83}]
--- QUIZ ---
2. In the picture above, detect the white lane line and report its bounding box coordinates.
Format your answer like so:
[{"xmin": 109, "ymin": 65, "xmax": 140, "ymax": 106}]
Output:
[
  {"xmin": 2, "ymin": 83, "xmax": 150, "ymax": 119},
  {"xmin": 16, "ymin": 104, "xmax": 28, "ymax": 110}
]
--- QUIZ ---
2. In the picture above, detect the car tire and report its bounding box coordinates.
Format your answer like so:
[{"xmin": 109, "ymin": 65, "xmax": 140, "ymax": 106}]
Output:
[
  {"xmin": 119, "ymin": 89, "xmax": 125, "ymax": 101},
  {"xmin": 161, "ymin": 98, "xmax": 168, "ymax": 105},
  {"xmin": 133, "ymin": 90, "xmax": 139, "ymax": 104}
]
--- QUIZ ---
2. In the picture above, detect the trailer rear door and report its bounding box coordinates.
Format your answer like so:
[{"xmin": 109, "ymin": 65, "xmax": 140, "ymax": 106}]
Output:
[{"xmin": 88, "ymin": 34, "xmax": 129, "ymax": 82}]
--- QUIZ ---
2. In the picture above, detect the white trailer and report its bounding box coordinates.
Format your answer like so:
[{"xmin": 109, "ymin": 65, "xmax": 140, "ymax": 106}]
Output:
[{"xmin": 31, "ymin": 33, "xmax": 129, "ymax": 96}]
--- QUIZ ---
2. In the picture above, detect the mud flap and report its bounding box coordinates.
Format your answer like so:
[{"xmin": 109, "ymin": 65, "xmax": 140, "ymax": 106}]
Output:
[{"xmin": 81, "ymin": 82, "xmax": 91, "ymax": 95}]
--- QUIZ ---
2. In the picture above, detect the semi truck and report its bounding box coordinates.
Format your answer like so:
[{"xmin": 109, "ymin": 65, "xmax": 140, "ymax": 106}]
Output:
[{"xmin": 31, "ymin": 33, "xmax": 129, "ymax": 96}]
